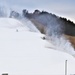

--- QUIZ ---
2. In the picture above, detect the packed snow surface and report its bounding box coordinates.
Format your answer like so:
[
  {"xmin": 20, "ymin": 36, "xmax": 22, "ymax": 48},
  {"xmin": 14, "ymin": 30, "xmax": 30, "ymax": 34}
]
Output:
[{"xmin": 0, "ymin": 18, "xmax": 75, "ymax": 75}]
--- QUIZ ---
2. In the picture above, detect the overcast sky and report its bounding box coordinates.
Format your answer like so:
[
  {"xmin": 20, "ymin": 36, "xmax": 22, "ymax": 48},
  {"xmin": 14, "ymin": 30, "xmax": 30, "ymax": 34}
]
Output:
[{"xmin": 0, "ymin": 0, "xmax": 75, "ymax": 22}]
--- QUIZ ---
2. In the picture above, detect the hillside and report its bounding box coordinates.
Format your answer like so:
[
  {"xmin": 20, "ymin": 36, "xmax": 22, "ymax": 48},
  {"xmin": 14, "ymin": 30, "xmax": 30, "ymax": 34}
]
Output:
[
  {"xmin": 0, "ymin": 18, "xmax": 75, "ymax": 75},
  {"xmin": 22, "ymin": 9, "xmax": 75, "ymax": 36},
  {"xmin": 0, "ymin": 7, "xmax": 75, "ymax": 74},
  {"xmin": 22, "ymin": 9, "xmax": 75, "ymax": 49}
]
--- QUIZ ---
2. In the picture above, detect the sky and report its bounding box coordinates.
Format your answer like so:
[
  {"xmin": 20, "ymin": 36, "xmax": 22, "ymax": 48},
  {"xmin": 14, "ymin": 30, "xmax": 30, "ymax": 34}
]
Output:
[{"xmin": 0, "ymin": 0, "xmax": 75, "ymax": 22}]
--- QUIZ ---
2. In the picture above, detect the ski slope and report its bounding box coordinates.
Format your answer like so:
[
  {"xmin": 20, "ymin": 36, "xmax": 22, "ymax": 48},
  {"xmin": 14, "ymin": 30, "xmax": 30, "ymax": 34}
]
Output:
[
  {"xmin": 0, "ymin": 18, "xmax": 75, "ymax": 75},
  {"xmin": 0, "ymin": 18, "xmax": 30, "ymax": 30}
]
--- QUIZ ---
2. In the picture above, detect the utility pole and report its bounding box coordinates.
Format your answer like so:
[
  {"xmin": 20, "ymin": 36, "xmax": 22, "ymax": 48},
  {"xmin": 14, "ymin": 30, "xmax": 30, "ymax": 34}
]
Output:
[{"xmin": 65, "ymin": 60, "xmax": 68, "ymax": 75}]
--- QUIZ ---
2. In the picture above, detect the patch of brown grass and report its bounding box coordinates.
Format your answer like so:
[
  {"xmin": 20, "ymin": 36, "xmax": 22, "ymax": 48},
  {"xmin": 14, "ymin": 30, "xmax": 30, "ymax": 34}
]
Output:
[{"xmin": 65, "ymin": 35, "xmax": 75, "ymax": 48}]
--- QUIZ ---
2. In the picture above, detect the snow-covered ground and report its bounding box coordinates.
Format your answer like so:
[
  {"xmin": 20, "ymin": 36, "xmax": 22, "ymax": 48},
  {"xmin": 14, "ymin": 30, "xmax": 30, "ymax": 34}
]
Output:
[{"xmin": 0, "ymin": 18, "xmax": 75, "ymax": 75}]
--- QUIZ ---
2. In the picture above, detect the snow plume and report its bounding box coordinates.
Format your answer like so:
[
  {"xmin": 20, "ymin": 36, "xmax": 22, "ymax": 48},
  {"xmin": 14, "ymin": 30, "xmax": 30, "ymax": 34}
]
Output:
[
  {"xmin": 0, "ymin": 3, "xmax": 11, "ymax": 17},
  {"xmin": 9, "ymin": 11, "xmax": 40, "ymax": 33},
  {"xmin": 19, "ymin": 17, "xmax": 40, "ymax": 33},
  {"xmin": 0, "ymin": 3, "xmax": 40, "ymax": 33},
  {"xmin": 46, "ymin": 20, "xmax": 64, "ymax": 36},
  {"xmin": 35, "ymin": 13, "xmax": 75, "ymax": 57},
  {"xmin": 46, "ymin": 32, "xmax": 75, "ymax": 57}
]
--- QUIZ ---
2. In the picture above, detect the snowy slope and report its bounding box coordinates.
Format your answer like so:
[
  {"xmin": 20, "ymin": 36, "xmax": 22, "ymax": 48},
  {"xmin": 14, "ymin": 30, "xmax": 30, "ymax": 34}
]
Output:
[{"xmin": 0, "ymin": 18, "xmax": 75, "ymax": 75}]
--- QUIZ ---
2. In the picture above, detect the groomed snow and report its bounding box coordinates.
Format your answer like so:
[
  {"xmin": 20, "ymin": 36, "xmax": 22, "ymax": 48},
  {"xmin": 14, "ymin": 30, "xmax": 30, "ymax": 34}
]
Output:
[
  {"xmin": 0, "ymin": 18, "xmax": 30, "ymax": 31},
  {"xmin": 0, "ymin": 18, "xmax": 75, "ymax": 75}
]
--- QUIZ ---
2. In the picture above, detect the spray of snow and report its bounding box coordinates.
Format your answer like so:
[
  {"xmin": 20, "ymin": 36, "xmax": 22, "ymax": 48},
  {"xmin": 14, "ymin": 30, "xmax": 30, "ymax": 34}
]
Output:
[
  {"xmin": 32, "ymin": 13, "xmax": 75, "ymax": 57},
  {"xmin": 46, "ymin": 29, "xmax": 75, "ymax": 57},
  {"xmin": 0, "ymin": 3, "xmax": 11, "ymax": 17},
  {"xmin": 46, "ymin": 25, "xmax": 75, "ymax": 57},
  {"xmin": 19, "ymin": 17, "xmax": 40, "ymax": 33},
  {"xmin": 0, "ymin": 3, "xmax": 40, "ymax": 33}
]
